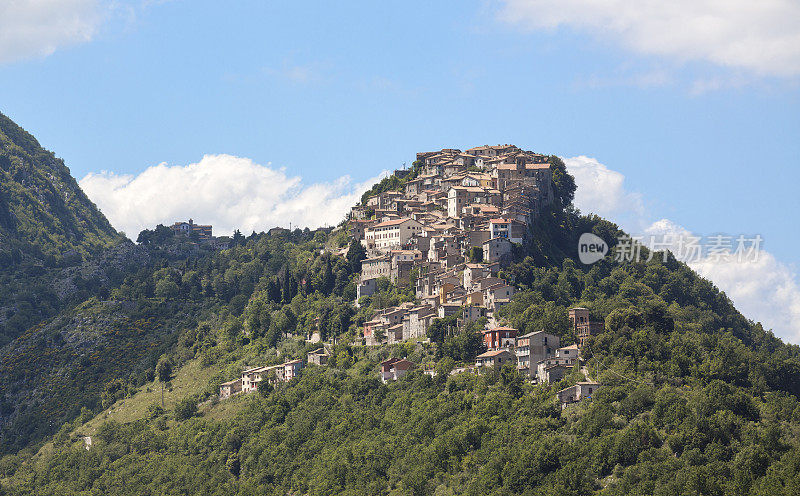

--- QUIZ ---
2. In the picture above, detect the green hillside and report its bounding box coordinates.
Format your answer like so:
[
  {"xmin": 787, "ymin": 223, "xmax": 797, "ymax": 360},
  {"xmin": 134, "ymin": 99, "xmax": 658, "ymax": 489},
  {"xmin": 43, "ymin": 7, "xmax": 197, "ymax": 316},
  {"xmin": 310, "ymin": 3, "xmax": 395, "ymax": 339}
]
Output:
[
  {"xmin": 0, "ymin": 126, "xmax": 798, "ymax": 494},
  {"xmin": 0, "ymin": 112, "xmax": 119, "ymax": 264},
  {"xmin": 1, "ymin": 201, "xmax": 799, "ymax": 495},
  {"xmin": 0, "ymin": 224, "xmax": 355, "ymax": 453},
  {"xmin": 0, "ymin": 112, "xmax": 124, "ymax": 343}
]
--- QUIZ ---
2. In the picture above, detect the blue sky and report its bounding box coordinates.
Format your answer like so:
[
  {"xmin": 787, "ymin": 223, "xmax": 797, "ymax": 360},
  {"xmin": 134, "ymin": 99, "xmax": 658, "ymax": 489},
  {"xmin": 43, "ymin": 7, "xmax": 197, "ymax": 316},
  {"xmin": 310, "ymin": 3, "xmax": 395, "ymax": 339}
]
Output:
[{"xmin": 1, "ymin": 0, "xmax": 799, "ymax": 341}]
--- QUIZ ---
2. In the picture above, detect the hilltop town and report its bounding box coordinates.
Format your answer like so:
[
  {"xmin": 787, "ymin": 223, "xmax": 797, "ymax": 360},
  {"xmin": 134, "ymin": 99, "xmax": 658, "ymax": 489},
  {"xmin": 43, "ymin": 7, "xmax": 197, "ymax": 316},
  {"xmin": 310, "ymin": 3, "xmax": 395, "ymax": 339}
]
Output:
[
  {"xmin": 352, "ymin": 145, "xmax": 558, "ymax": 340},
  {"xmin": 219, "ymin": 144, "xmax": 604, "ymax": 407},
  {"xmin": 351, "ymin": 144, "xmax": 602, "ymax": 390}
]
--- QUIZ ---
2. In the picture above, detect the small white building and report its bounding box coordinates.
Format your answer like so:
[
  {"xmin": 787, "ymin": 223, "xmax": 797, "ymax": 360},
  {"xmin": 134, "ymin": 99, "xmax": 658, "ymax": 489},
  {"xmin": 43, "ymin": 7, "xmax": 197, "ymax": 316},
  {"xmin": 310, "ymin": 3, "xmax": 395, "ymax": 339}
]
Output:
[
  {"xmin": 475, "ymin": 349, "xmax": 515, "ymax": 369},
  {"xmin": 557, "ymin": 381, "xmax": 600, "ymax": 408},
  {"xmin": 380, "ymin": 358, "xmax": 415, "ymax": 383}
]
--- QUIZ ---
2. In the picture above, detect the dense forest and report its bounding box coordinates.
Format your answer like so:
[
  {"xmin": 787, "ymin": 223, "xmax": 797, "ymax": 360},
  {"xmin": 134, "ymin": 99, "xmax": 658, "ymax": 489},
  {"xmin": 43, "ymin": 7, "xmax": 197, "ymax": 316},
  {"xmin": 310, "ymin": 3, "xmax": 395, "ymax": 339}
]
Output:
[{"xmin": 1, "ymin": 113, "xmax": 799, "ymax": 494}]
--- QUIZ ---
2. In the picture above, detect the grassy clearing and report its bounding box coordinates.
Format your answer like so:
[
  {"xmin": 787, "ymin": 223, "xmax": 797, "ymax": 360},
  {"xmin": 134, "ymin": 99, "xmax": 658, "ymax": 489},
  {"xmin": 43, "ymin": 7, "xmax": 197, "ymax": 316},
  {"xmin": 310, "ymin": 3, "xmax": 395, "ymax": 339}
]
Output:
[{"xmin": 24, "ymin": 358, "xmax": 253, "ymax": 475}]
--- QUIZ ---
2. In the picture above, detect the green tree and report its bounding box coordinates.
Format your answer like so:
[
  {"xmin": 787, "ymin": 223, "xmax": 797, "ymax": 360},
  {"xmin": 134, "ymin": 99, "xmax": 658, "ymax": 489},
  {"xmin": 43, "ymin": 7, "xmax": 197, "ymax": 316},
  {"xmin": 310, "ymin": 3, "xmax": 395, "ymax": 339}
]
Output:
[
  {"xmin": 174, "ymin": 396, "xmax": 197, "ymax": 421},
  {"xmin": 155, "ymin": 358, "xmax": 173, "ymax": 407},
  {"xmin": 346, "ymin": 237, "xmax": 367, "ymax": 273}
]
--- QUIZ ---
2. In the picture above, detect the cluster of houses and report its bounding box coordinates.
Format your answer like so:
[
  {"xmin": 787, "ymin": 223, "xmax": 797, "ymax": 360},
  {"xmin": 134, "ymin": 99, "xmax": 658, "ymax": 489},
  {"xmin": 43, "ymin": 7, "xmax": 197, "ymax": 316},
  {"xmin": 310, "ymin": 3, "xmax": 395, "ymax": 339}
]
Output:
[
  {"xmin": 217, "ymin": 145, "xmax": 604, "ymax": 409},
  {"xmin": 473, "ymin": 307, "xmax": 601, "ymax": 384},
  {"xmin": 218, "ymin": 347, "xmax": 330, "ymax": 399},
  {"xmin": 220, "ymin": 309, "xmax": 602, "ymax": 408},
  {"xmin": 170, "ymin": 219, "xmax": 230, "ymax": 249},
  {"xmin": 352, "ymin": 145, "xmax": 555, "ymax": 345},
  {"xmin": 382, "ymin": 307, "xmax": 603, "ymax": 408}
]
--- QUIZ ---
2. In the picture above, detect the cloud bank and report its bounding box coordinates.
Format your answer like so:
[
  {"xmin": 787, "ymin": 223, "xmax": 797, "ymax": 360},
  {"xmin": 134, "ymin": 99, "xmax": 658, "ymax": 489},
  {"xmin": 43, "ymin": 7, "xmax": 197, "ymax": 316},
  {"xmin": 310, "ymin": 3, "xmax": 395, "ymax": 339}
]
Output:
[
  {"xmin": 80, "ymin": 154, "xmax": 384, "ymax": 237},
  {"xmin": 0, "ymin": 0, "xmax": 104, "ymax": 64},
  {"xmin": 566, "ymin": 156, "xmax": 647, "ymax": 231},
  {"xmin": 565, "ymin": 156, "xmax": 800, "ymax": 344},
  {"xmin": 499, "ymin": 0, "xmax": 800, "ymax": 77}
]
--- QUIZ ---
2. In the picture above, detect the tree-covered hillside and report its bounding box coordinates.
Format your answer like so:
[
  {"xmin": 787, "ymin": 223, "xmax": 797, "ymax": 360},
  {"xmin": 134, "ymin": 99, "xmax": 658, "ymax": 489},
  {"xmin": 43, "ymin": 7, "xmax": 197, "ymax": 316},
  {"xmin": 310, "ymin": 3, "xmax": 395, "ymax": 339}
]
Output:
[
  {"xmin": 4, "ymin": 235, "xmax": 800, "ymax": 495},
  {"xmin": 0, "ymin": 112, "xmax": 124, "ymax": 342},
  {"xmin": 0, "ymin": 112, "xmax": 119, "ymax": 264},
  {"xmin": 1, "ymin": 126, "xmax": 799, "ymax": 495},
  {"xmin": 0, "ymin": 227, "xmax": 357, "ymax": 453}
]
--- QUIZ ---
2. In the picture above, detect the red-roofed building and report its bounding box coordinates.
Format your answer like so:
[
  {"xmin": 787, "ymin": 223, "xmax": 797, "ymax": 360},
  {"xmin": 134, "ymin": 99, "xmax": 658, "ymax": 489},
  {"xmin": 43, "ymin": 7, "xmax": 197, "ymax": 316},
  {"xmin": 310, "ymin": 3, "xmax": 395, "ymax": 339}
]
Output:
[
  {"xmin": 482, "ymin": 326, "xmax": 518, "ymax": 351},
  {"xmin": 380, "ymin": 358, "xmax": 415, "ymax": 383}
]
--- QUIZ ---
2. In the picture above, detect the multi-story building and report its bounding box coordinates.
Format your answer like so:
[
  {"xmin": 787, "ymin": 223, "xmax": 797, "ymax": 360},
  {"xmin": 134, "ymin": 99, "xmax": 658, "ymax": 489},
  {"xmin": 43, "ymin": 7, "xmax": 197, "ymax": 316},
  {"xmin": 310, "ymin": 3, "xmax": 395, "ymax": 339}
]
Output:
[
  {"xmin": 483, "ymin": 237, "xmax": 513, "ymax": 264},
  {"xmin": 171, "ymin": 218, "xmax": 213, "ymax": 241},
  {"xmin": 364, "ymin": 218, "xmax": 424, "ymax": 250},
  {"xmin": 283, "ymin": 359, "xmax": 304, "ymax": 381},
  {"xmin": 515, "ymin": 331, "xmax": 560, "ymax": 377},
  {"xmin": 361, "ymin": 255, "xmax": 391, "ymax": 281},
  {"xmin": 482, "ymin": 326, "xmax": 518, "ymax": 351},
  {"xmin": 489, "ymin": 218, "xmax": 526, "ymax": 244},
  {"xmin": 447, "ymin": 186, "xmax": 500, "ymax": 218},
  {"xmin": 569, "ymin": 307, "xmax": 604, "ymax": 347}
]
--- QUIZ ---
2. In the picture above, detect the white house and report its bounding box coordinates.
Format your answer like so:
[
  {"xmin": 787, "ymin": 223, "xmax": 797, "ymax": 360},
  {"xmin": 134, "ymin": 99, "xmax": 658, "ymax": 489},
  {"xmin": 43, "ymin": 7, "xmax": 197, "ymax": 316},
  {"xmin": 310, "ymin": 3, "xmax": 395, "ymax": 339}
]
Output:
[{"xmin": 364, "ymin": 218, "xmax": 424, "ymax": 250}]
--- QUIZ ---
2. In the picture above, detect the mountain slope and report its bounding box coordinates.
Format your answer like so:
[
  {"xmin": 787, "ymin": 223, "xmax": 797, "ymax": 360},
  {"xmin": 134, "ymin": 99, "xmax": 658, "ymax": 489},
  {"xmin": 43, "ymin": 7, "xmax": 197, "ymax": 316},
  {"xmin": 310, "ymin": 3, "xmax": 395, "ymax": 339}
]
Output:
[
  {"xmin": 0, "ymin": 112, "xmax": 126, "ymax": 341},
  {"xmin": 0, "ymin": 111, "xmax": 119, "ymax": 267}
]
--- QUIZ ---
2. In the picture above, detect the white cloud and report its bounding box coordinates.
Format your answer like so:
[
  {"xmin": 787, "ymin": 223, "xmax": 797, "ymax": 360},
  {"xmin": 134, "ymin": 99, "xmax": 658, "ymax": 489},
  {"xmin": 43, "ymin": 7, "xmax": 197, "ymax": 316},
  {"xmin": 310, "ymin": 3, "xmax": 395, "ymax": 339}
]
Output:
[
  {"xmin": 499, "ymin": 0, "xmax": 800, "ymax": 77},
  {"xmin": 0, "ymin": 0, "xmax": 105, "ymax": 64},
  {"xmin": 79, "ymin": 154, "xmax": 384, "ymax": 238},
  {"xmin": 567, "ymin": 157, "xmax": 800, "ymax": 344},
  {"xmin": 565, "ymin": 156, "xmax": 647, "ymax": 231}
]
